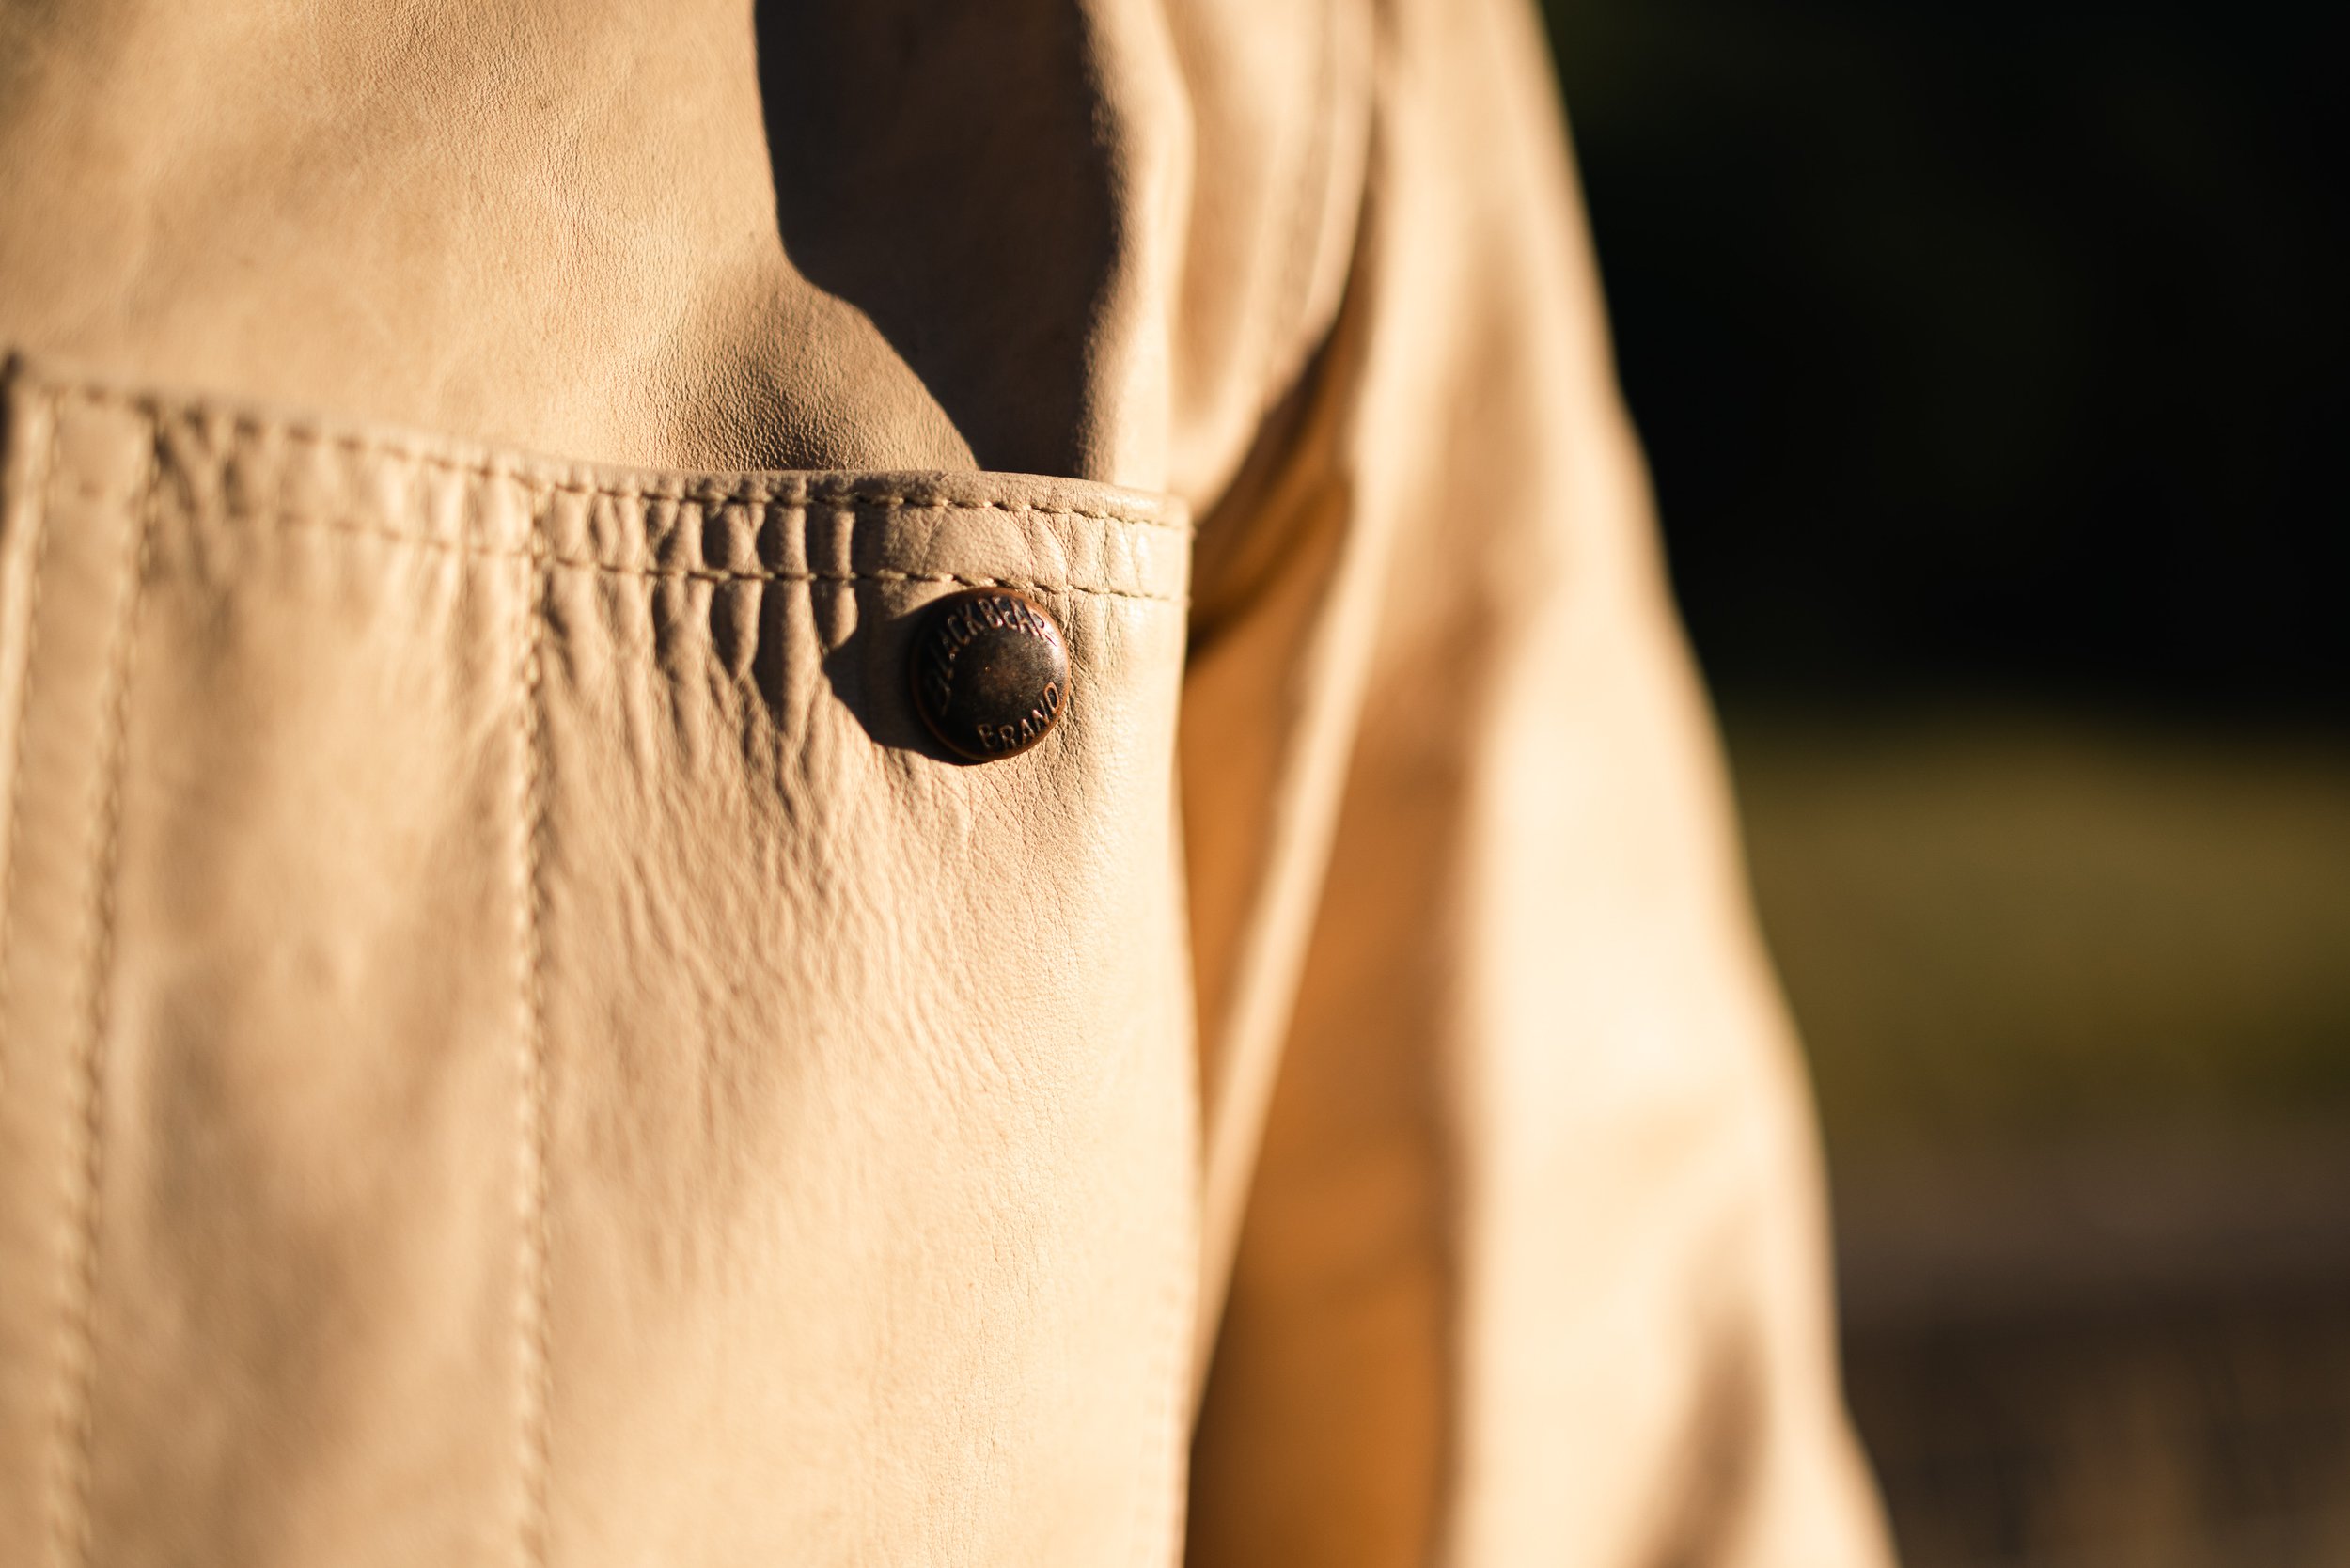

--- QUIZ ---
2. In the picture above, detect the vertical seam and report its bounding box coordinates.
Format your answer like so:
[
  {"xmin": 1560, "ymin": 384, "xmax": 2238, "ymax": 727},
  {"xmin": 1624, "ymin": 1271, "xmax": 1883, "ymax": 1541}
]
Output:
[
  {"xmin": 47, "ymin": 404, "xmax": 158, "ymax": 1568},
  {"xmin": 514, "ymin": 480, "xmax": 554, "ymax": 1568},
  {"xmin": 0, "ymin": 393, "xmax": 64, "ymax": 1105}
]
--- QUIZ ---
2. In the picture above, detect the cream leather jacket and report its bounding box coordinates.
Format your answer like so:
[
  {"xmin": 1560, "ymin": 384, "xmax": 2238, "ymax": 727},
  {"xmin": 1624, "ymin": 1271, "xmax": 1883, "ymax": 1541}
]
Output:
[{"xmin": 0, "ymin": 0, "xmax": 1890, "ymax": 1563}]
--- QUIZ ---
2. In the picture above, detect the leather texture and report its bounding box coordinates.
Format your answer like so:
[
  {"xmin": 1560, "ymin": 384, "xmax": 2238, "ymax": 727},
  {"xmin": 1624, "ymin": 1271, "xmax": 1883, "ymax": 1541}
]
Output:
[{"xmin": 0, "ymin": 0, "xmax": 1894, "ymax": 1564}]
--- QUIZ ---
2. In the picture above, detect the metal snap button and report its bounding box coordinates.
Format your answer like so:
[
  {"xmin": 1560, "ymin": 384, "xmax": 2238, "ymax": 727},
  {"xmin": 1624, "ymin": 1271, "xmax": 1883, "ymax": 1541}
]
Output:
[{"xmin": 908, "ymin": 588, "xmax": 1071, "ymax": 762}]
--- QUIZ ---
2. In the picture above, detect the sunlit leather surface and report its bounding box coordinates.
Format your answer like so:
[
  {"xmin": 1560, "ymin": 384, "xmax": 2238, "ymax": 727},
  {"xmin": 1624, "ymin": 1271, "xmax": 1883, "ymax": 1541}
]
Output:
[{"xmin": 0, "ymin": 1, "xmax": 1889, "ymax": 1563}]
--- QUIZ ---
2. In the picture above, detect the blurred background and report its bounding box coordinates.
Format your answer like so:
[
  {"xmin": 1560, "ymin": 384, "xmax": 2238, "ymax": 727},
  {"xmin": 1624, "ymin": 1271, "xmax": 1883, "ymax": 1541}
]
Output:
[{"xmin": 1537, "ymin": 2, "xmax": 2349, "ymax": 1563}]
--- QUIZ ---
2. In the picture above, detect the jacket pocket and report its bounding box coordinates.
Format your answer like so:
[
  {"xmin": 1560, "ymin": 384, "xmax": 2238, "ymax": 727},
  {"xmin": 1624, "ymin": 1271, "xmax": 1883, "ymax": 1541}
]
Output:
[{"xmin": 0, "ymin": 355, "xmax": 1198, "ymax": 1568}]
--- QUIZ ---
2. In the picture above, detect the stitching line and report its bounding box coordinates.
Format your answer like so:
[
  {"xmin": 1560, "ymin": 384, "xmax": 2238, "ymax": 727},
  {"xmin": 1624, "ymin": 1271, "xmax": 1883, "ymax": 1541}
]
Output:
[
  {"xmin": 236, "ymin": 510, "xmax": 1187, "ymax": 604},
  {"xmin": 514, "ymin": 494, "xmax": 554, "ymax": 1568},
  {"xmin": 49, "ymin": 400, "xmax": 157, "ymax": 1568},
  {"xmin": 47, "ymin": 383, "xmax": 1189, "ymax": 531},
  {"xmin": 0, "ymin": 394, "xmax": 64, "ymax": 1106}
]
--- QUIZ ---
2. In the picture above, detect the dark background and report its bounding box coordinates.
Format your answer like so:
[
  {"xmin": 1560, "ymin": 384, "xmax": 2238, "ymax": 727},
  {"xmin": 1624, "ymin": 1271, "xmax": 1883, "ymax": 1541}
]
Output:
[
  {"xmin": 1538, "ymin": 3, "xmax": 2350, "ymax": 1563},
  {"xmin": 1547, "ymin": 0, "xmax": 2343, "ymax": 715}
]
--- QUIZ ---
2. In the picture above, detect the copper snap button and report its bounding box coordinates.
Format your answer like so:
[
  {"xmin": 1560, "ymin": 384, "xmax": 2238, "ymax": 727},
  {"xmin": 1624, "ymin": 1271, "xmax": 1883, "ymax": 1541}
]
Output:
[{"xmin": 908, "ymin": 588, "xmax": 1071, "ymax": 762}]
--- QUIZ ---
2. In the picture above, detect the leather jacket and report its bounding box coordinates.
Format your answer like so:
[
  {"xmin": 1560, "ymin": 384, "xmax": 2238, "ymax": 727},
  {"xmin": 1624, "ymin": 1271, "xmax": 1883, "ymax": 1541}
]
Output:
[{"xmin": 0, "ymin": 0, "xmax": 1890, "ymax": 1562}]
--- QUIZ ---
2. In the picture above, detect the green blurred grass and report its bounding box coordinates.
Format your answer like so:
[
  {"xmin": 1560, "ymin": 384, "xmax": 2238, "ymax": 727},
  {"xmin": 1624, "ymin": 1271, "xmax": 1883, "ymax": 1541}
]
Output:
[{"xmin": 1724, "ymin": 705, "xmax": 2350, "ymax": 1158}]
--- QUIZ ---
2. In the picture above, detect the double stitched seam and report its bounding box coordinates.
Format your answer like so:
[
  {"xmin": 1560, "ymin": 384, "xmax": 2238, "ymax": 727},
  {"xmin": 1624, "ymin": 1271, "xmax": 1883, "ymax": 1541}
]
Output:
[
  {"xmin": 47, "ymin": 407, "xmax": 158, "ymax": 1568},
  {"xmin": 44, "ymin": 385, "xmax": 1189, "ymax": 531},
  {"xmin": 0, "ymin": 397, "xmax": 65, "ymax": 1105},
  {"xmin": 225, "ymin": 508, "xmax": 1188, "ymax": 604},
  {"xmin": 513, "ymin": 487, "xmax": 554, "ymax": 1568}
]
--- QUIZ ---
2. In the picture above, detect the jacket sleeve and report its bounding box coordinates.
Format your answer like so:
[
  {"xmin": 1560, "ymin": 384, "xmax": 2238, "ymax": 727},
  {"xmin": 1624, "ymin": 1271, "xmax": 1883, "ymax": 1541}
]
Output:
[{"xmin": 1176, "ymin": 0, "xmax": 1895, "ymax": 1561}]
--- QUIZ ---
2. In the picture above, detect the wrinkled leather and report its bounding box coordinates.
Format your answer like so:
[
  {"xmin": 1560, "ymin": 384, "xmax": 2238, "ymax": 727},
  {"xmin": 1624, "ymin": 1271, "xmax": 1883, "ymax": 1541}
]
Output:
[{"xmin": 0, "ymin": 0, "xmax": 1892, "ymax": 1565}]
